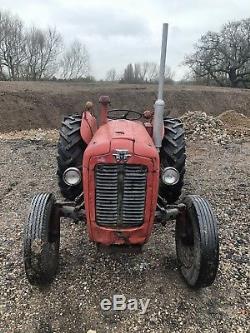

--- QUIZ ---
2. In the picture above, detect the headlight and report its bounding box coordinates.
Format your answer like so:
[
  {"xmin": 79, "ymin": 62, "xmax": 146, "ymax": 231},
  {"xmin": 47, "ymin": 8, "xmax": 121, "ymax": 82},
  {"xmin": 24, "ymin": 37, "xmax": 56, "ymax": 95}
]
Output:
[
  {"xmin": 63, "ymin": 167, "xmax": 81, "ymax": 186},
  {"xmin": 161, "ymin": 167, "xmax": 180, "ymax": 185}
]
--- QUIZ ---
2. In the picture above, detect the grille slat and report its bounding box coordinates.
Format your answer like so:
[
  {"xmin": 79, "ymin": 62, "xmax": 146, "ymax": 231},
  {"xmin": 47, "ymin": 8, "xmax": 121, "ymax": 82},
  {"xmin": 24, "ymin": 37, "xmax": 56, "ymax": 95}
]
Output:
[{"xmin": 95, "ymin": 164, "xmax": 147, "ymax": 227}]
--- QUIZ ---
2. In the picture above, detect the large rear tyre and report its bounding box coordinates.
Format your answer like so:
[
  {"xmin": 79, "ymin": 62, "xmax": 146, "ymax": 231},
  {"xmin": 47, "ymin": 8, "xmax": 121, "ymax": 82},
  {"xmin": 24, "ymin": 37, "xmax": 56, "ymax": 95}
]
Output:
[
  {"xmin": 23, "ymin": 193, "xmax": 60, "ymax": 285},
  {"xmin": 57, "ymin": 114, "xmax": 86, "ymax": 200},
  {"xmin": 160, "ymin": 118, "xmax": 186, "ymax": 204},
  {"xmin": 176, "ymin": 195, "xmax": 219, "ymax": 288}
]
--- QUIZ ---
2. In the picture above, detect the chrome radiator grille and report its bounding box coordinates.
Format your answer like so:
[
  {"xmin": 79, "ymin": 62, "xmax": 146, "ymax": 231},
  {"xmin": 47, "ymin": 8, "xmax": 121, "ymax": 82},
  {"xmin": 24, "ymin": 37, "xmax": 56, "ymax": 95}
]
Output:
[{"xmin": 95, "ymin": 164, "xmax": 147, "ymax": 227}]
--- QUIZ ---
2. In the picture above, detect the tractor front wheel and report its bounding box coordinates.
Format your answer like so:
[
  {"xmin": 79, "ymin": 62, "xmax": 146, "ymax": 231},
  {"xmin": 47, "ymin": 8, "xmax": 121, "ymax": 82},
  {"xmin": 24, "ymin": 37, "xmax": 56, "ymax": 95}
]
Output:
[
  {"xmin": 23, "ymin": 193, "xmax": 60, "ymax": 285},
  {"xmin": 175, "ymin": 195, "xmax": 219, "ymax": 288}
]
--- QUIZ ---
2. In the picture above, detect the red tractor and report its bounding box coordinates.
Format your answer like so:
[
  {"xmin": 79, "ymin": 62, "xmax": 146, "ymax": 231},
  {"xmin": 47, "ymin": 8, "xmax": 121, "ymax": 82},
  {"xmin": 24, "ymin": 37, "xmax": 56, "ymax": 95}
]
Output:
[{"xmin": 23, "ymin": 24, "xmax": 219, "ymax": 288}]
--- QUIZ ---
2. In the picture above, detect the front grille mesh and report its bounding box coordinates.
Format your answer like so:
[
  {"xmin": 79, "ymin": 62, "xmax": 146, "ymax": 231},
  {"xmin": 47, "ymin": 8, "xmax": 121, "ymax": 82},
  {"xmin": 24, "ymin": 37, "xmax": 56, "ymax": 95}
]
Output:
[{"xmin": 95, "ymin": 164, "xmax": 147, "ymax": 227}]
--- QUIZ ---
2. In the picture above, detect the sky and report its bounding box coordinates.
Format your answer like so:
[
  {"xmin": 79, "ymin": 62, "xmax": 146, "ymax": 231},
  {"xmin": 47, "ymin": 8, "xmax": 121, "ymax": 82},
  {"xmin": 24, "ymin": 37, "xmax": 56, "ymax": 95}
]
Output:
[{"xmin": 0, "ymin": 0, "xmax": 249, "ymax": 80}]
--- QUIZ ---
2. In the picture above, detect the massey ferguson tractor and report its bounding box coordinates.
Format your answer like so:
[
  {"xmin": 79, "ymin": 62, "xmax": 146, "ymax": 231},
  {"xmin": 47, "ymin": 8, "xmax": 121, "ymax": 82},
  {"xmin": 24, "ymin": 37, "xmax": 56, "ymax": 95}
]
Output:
[{"xmin": 23, "ymin": 24, "xmax": 219, "ymax": 288}]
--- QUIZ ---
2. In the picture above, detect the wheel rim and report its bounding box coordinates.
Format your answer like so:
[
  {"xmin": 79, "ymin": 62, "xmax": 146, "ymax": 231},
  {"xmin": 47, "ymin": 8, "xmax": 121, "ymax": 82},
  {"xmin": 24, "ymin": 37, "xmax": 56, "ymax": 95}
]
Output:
[
  {"xmin": 177, "ymin": 216, "xmax": 196, "ymax": 268},
  {"xmin": 45, "ymin": 241, "xmax": 59, "ymax": 271}
]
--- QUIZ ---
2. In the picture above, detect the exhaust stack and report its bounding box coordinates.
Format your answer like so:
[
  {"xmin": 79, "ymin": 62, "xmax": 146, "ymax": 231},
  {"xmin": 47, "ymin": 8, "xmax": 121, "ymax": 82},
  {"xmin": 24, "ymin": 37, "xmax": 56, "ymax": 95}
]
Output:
[{"xmin": 153, "ymin": 23, "xmax": 169, "ymax": 149}]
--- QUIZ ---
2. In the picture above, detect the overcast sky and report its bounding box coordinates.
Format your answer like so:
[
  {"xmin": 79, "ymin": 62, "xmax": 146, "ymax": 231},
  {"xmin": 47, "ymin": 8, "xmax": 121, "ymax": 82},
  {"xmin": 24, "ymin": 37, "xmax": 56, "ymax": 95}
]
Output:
[{"xmin": 1, "ymin": 0, "xmax": 249, "ymax": 80}]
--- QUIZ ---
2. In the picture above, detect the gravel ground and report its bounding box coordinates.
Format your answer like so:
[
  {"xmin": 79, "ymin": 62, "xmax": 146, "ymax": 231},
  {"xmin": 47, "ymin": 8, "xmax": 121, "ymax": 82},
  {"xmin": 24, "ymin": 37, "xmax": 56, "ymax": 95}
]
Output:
[{"xmin": 0, "ymin": 135, "xmax": 249, "ymax": 333}]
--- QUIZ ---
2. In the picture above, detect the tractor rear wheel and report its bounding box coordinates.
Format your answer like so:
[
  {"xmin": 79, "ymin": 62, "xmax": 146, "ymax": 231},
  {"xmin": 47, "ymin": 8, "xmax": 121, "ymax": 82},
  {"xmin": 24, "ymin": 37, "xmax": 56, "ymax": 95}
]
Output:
[
  {"xmin": 57, "ymin": 114, "xmax": 86, "ymax": 200},
  {"xmin": 175, "ymin": 195, "xmax": 219, "ymax": 288},
  {"xmin": 159, "ymin": 118, "xmax": 186, "ymax": 204},
  {"xmin": 23, "ymin": 193, "xmax": 60, "ymax": 285}
]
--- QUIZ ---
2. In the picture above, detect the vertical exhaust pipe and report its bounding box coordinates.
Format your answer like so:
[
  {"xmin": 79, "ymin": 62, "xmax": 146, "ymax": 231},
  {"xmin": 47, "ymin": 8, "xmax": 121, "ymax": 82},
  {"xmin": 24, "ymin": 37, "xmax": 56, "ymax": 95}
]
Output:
[{"xmin": 153, "ymin": 23, "xmax": 169, "ymax": 150}]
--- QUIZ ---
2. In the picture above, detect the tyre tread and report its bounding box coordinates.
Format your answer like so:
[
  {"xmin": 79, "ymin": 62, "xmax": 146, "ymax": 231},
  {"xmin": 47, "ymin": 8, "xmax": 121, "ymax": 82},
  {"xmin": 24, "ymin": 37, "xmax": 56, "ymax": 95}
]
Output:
[
  {"xmin": 57, "ymin": 114, "xmax": 86, "ymax": 200},
  {"xmin": 23, "ymin": 193, "xmax": 59, "ymax": 285},
  {"xmin": 160, "ymin": 118, "xmax": 186, "ymax": 203},
  {"xmin": 176, "ymin": 195, "xmax": 219, "ymax": 288}
]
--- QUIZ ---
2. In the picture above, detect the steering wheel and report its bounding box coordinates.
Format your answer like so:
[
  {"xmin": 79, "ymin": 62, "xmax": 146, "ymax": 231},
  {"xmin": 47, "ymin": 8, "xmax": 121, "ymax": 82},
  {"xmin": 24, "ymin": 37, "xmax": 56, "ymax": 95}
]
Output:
[{"xmin": 108, "ymin": 109, "xmax": 142, "ymax": 120}]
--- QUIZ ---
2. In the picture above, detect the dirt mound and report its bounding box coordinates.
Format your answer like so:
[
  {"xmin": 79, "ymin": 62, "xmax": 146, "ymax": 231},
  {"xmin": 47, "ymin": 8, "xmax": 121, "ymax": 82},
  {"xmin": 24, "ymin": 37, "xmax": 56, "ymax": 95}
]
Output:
[
  {"xmin": 217, "ymin": 109, "xmax": 249, "ymax": 125},
  {"xmin": 217, "ymin": 110, "xmax": 250, "ymax": 136},
  {"xmin": 1, "ymin": 110, "xmax": 249, "ymax": 145},
  {"xmin": 181, "ymin": 111, "xmax": 249, "ymax": 145},
  {"xmin": 0, "ymin": 81, "xmax": 250, "ymax": 132}
]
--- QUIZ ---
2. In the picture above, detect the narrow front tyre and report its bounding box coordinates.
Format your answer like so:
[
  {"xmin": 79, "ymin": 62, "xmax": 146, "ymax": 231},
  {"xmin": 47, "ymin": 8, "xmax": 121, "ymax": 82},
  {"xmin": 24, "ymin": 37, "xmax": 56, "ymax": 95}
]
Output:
[
  {"xmin": 175, "ymin": 195, "xmax": 219, "ymax": 288},
  {"xmin": 23, "ymin": 193, "xmax": 60, "ymax": 285}
]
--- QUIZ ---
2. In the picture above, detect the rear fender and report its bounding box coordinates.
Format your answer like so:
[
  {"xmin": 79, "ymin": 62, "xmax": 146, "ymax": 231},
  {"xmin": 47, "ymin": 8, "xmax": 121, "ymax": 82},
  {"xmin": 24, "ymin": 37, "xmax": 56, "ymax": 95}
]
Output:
[{"xmin": 80, "ymin": 111, "xmax": 97, "ymax": 144}]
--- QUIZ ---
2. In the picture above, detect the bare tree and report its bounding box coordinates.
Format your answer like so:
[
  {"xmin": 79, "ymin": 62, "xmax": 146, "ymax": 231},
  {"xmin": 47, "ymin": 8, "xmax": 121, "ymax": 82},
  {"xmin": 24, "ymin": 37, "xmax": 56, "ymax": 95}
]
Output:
[
  {"xmin": 60, "ymin": 40, "xmax": 89, "ymax": 80},
  {"xmin": 121, "ymin": 63, "xmax": 134, "ymax": 83},
  {"xmin": 123, "ymin": 62, "xmax": 158, "ymax": 82},
  {"xmin": 134, "ymin": 63, "xmax": 141, "ymax": 82},
  {"xmin": 138, "ymin": 62, "xmax": 149, "ymax": 81},
  {"xmin": 24, "ymin": 27, "xmax": 62, "ymax": 80},
  {"xmin": 146, "ymin": 63, "xmax": 174, "ymax": 82},
  {"xmin": 165, "ymin": 66, "xmax": 175, "ymax": 83},
  {"xmin": 0, "ymin": 11, "xmax": 26, "ymax": 80},
  {"xmin": 0, "ymin": 12, "xmax": 6, "ymax": 79},
  {"xmin": 120, "ymin": 62, "xmax": 175, "ymax": 83},
  {"xmin": 0, "ymin": 10, "xmax": 62, "ymax": 81},
  {"xmin": 105, "ymin": 68, "xmax": 117, "ymax": 81},
  {"xmin": 184, "ymin": 18, "xmax": 250, "ymax": 88},
  {"xmin": 146, "ymin": 62, "xmax": 158, "ymax": 82}
]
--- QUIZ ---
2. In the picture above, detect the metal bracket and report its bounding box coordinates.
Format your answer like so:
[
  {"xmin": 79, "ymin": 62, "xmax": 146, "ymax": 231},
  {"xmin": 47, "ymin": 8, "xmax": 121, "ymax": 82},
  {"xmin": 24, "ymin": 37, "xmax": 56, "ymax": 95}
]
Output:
[
  {"xmin": 155, "ymin": 196, "xmax": 186, "ymax": 225},
  {"xmin": 55, "ymin": 192, "xmax": 86, "ymax": 222}
]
